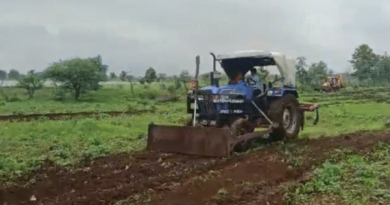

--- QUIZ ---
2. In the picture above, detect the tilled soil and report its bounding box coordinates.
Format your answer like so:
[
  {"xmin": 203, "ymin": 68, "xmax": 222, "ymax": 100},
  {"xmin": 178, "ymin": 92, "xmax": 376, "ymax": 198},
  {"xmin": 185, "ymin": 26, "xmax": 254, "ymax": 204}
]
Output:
[{"xmin": 1, "ymin": 131, "xmax": 389, "ymax": 205}]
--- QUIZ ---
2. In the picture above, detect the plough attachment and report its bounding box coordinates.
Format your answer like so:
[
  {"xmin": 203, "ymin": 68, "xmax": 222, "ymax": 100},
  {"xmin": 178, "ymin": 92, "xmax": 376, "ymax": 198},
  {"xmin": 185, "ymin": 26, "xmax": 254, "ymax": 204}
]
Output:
[{"xmin": 146, "ymin": 123, "xmax": 273, "ymax": 157}]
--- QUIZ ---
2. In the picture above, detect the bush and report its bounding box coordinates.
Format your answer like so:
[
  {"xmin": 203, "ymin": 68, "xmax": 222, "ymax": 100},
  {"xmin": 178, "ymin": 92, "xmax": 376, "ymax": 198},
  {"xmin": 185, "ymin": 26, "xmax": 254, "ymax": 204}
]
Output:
[
  {"xmin": 17, "ymin": 70, "xmax": 44, "ymax": 98},
  {"xmin": 52, "ymin": 84, "xmax": 66, "ymax": 101},
  {"xmin": 167, "ymin": 85, "xmax": 176, "ymax": 95},
  {"xmin": 174, "ymin": 79, "xmax": 181, "ymax": 89},
  {"xmin": 8, "ymin": 92, "xmax": 21, "ymax": 102}
]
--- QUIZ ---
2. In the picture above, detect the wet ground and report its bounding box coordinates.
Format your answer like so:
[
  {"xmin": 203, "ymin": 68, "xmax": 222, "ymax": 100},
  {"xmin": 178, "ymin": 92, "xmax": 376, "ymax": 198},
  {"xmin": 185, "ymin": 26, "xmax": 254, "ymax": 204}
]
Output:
[{"xmin": 1, "ymin": 131, "xmax": 389, "ymax": 205}]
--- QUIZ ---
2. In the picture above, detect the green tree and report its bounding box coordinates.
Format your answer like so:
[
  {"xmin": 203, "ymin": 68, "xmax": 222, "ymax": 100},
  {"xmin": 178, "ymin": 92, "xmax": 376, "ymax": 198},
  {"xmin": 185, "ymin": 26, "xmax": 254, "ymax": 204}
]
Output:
[
  {"xmin": 157, "ymin": 73, "xmax": 167, "ymax": 82},
  {"xmin": 45, "ymin": 56, "xmax": 108, "ymax": 100},
  {"xmin": 373, "ymin": 52, "xmax": 390, "ymax": 84},
  {"xmin": 295, "ymin": 57, "xmax": 310, "ymax": 85},
  {"xmin": 172, "ymin": 75, "xmax": 181, "ymax": 89},
  {"xmin": 122, "ymin": 72, "xmax": 135, "ymax": 96},
  {"xmin": 89, "ymin": 55, "xmax": 108, "ymax": 81},
  {"xmin": 200, "ymin": 72, "xmax": 210, "ymax": 83},
  {"xmin": 179, "ymin": 70, "xmax": 191, "ymax": 91},
  {"xmin": 144, "ymin": 67, "xmax": 157, "ymax": 84},
  {"xmin": 109, "ymin": 72, "xmax": 117, "ymax": 79},
  {"xmin": 179, "ymin": 70, "xmax": 191, "ymax": 82},
  {"xmin": 308, "ymin": 61, "xmax": 330, "ymax": 77},
  {"xmin": 0, "ymin": 70, "xmax": 7, "ymax": 80},
  {"xmin": 126, "ymin": 74, "xmax": 136, "ymax": 81},
  {"xmin": 8, "ymin": 69, "xmax": 20, "ymax": 80},
  {"xmin": 119, "ymin": 71, "xmax": 127, "ymax": 81},
  {"xmin": 349, "ymin": 44, "xmax": 379, "ymax": 80},
  {"xmin": 17, "ymin": 70, "xmax": 44, "ymax": 98},
  {"xmin": 307, "ymin": 61, "xmax": 333, "ymax": 89},
  {"xmin": 139, "ymin": 77, "xmax": 146, "ymax": 85}
]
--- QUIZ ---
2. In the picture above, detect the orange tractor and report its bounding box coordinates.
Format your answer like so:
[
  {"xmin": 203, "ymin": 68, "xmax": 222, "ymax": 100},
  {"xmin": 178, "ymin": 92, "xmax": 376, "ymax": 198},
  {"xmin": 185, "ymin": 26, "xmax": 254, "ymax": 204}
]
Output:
[{"xmin": 321, "ymin": 74, "xmax": 345, "ymax": 92}]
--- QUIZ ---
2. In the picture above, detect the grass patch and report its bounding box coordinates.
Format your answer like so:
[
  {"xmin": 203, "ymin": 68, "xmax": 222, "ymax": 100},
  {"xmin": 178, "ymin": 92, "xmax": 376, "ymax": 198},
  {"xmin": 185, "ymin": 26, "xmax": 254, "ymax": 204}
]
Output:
[
  {"xmin": 0, "ymin": 82, "xmax": 186, "ymax": 115},
  {"xmin": 285, "ymin": 142, "xmax": 390, "ymax": 205},
  {"xmin": 299, "ymin": 102, "xmax": 390, "ymax": 138},
  {"xmin": 0, "ymin": 112, "xmax": 183, "ymax": 181}
]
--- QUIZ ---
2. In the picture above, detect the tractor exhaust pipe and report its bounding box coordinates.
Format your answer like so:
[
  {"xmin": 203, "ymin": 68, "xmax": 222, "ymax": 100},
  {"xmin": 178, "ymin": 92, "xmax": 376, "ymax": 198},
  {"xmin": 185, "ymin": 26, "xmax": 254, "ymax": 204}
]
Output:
[
  {"xmin": 210, "ymin": 52, "xmax": 216, "ymax": 72},
  {"xmin": 210, "ymin": 52, "xmax": 219, "ymax": 87}
]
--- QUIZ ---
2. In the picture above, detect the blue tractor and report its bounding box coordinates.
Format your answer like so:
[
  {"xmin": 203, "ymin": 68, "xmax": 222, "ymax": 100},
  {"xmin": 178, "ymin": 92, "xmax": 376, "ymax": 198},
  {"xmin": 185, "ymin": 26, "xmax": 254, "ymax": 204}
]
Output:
[{"xmin": 147, "ymin": 51, "xmax": 319, "ymax": 157}]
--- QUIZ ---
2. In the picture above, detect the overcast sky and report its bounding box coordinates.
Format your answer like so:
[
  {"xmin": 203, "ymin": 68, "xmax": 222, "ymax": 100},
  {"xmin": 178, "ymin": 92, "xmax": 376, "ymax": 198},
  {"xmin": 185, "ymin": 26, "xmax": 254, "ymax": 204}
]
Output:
[{"xmin": 1, "ymin": 0, "xmax": 389, "ymax": 77}]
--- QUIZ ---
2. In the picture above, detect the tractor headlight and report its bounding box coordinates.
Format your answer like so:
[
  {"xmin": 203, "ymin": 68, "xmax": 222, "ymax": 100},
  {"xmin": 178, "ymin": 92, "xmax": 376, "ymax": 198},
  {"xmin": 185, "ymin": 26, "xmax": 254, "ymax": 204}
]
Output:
[
  {"xmin": 267, "ymin": 90, "xmax": 273, "ymax": 96},
  {"xmin": 214, "ymin": 95, "xmax": 220, "ymax": 100}
]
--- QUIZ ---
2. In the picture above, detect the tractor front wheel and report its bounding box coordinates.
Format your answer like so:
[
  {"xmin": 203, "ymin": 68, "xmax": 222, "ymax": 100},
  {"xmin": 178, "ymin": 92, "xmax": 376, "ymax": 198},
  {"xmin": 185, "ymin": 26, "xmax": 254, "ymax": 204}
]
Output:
[
  {"xmin": 268, "ymin": 94, "xmax": 301, "ymax": 141},
  {"xmin": 230, "ymin": 118, "xmax": 253, "ymax": 152},
  {"xmin": 230, "ymin": 118, "xmax": 252, "ymax": 138}
]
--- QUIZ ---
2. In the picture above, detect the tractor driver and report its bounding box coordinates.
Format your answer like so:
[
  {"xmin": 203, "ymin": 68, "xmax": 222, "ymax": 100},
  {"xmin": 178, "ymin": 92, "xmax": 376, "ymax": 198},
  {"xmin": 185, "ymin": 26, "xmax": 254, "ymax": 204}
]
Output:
[
  {"xmin": 229, "ymin": 71, "xmax": 245, "ymax": 85},
  {"xmin": 249, "ymin": 68, "xmax": 259, "ymax": 84},
  {"xmin": 249, "ymin": 68, "xmax": 263, "ymax": 90}
]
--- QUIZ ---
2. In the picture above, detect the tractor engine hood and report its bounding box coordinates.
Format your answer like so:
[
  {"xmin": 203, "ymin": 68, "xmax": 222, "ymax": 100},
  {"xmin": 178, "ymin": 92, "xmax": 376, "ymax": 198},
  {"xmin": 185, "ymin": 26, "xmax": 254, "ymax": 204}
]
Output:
[
  {"xmin": 199, "ymin": 81, "xmax": 252, "ymax": 98},
  {"xmin": 200, "ymin": 85, "xmax": 243, "ymax": 95}
]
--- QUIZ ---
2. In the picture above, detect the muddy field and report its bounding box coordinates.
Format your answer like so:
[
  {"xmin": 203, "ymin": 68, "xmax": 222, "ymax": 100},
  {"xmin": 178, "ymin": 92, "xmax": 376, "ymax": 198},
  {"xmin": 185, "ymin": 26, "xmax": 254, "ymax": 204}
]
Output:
[{"xmin": 1, "ymin": 131, "xmax": 389, "ymax": 205}]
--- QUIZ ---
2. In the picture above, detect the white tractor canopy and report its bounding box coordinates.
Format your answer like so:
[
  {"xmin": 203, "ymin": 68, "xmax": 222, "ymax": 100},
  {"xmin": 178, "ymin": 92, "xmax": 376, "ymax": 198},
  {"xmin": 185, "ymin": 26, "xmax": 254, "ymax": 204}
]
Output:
[{"xmin": 216, "ymin": 50, "xmax": 296, "ymax": 87}]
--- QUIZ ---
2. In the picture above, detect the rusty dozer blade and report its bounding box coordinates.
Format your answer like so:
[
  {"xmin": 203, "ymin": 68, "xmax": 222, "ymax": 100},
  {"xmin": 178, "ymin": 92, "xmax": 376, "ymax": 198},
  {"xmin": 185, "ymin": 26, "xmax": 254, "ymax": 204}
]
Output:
[{"xmin": 146, "ymin": 123, "xmax": 273, "ymax": 157}]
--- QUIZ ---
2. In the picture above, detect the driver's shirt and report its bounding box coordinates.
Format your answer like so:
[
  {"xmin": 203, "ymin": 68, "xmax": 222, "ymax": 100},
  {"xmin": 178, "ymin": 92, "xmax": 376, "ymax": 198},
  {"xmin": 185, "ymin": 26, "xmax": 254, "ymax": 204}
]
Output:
[
  {"xmin": 251, "ymin": 75, "xmax": 259, "ymax": 83},
  {"xmin": 250, "ymin": 75, "xmax": 263, "ymax": 90}
]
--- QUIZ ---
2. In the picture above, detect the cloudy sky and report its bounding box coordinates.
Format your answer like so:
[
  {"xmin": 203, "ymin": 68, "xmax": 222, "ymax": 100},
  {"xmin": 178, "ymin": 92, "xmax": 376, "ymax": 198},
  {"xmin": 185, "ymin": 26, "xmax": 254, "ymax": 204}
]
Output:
[{"xmin": 0, "ymin": 0, "xmax": 389, "ymax": 77}]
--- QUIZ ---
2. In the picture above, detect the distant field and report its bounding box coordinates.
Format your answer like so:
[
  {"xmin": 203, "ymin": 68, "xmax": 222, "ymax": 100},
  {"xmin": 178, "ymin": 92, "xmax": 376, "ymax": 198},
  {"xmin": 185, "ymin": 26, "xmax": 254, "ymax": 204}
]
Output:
[
  {"xmin": 298, "ymin": 87, "xmax": 390, "ymax": 138},
  {"xmin": 0, "ymin": 82, "xmax": 184, "ymax": 115},
  {"xmin": 0, "ymin": 80, "xmax": 131, "ymax": 87}
]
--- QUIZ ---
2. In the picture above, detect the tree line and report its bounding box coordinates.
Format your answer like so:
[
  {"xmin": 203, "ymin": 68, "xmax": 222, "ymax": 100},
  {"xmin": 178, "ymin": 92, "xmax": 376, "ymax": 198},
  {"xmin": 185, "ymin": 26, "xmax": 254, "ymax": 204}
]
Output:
[
  {"xmin": 1, "ymin": 43, "xmax": 388, "ymax": 100},
  {"xmin": 296, "ymin": 44, "xmax": 390, "ymax": 90},
  {"xmin": 0, "ymin": 57, "xmax": 192, "ymax": 101},
  {"xmin": 0, "ymin": 69, "xmax": 21, "ymax": 80},
  {"xmin": 109, "ymin": 68, "xmax": 192, "ymax": 85}
]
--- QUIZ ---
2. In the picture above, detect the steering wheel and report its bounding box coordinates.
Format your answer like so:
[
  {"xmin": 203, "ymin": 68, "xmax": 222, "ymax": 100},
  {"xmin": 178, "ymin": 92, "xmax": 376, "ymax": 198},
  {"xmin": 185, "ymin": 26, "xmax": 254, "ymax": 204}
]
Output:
[{"xmin": 247, "ymin": 77, "xmax": 257, "ymax": 86}]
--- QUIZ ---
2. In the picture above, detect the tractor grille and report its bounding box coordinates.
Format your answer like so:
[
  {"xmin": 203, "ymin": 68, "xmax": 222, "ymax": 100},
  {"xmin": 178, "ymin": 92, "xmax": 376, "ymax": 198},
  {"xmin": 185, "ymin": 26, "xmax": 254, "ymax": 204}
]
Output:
[
  {"xmin": 191, "ymin": 90, "xmax": 248, "ymax": 115},
  {"xmin": 197, "ymin": 95, "xmax": 216, "ymax": 114},
  {"xmin": 196, "ymin": 94, "xmax": 245, "ymax": 114},
  {"xmin": 227, "ymin": 103, "xmax": 240, "ymax": 110}
]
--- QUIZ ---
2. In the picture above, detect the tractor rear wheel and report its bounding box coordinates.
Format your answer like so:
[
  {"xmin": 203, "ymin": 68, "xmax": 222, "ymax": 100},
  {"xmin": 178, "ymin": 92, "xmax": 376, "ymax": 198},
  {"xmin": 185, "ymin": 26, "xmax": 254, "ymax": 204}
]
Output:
[{"xmin": 268, "ymin": 94, "xmax": 301, "ymax": 141}]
